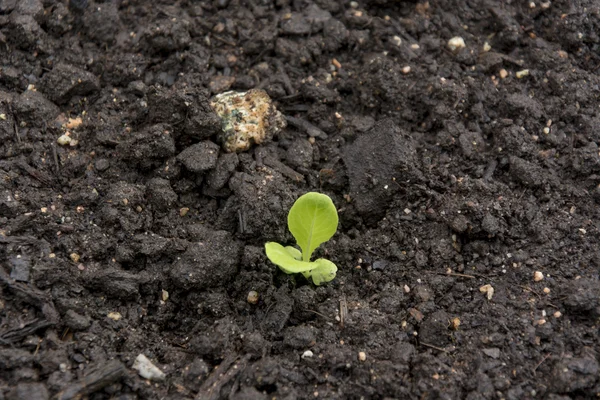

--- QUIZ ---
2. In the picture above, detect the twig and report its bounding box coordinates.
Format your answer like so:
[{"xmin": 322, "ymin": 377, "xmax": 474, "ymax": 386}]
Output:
[
  {"xmin": 533, "ymin": 353, "xmax": 551, "ymax": 373},
  {"xmin": 339, "ymin": 296, "xmax": 347, "ymax": 329},
  {"xmin": 212, "ymin": 34, "xmax": 237, "ymax": 47},
  {"xmin": 439, "ymin": 272, "xmax": 476, "ymax": 279},
  {"xmin": 420, "ymin": 342, "xmax": 448, "ymax": 352},
  {"xmin": 305, "ymin": 309, "xmax": 329, "ymax": 320},
  {"xmin": 519, "ymin": 285, "xmax": 541, "ymax": 299}
]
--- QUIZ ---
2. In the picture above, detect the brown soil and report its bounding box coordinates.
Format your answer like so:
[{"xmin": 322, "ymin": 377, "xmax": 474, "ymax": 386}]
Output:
[{"xmin": 1, "ymin": 0, "xmax": 600, "ymax": 399}]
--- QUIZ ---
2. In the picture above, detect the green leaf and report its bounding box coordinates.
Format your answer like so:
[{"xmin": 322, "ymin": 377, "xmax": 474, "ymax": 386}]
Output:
[
  {"xmin": 288, "ymin": 192, "xmax": 338, "ymax": 262},
  {"xmin": 284, "ymin": 246, "xmax": 302, "ymax": 261},
  {"xmin": 265, "ymin": 242, "xmax": 317, "ymax": 274},
  {"xmin": 309, "ymin": 259, "xmax": 338, "ymax": 286}
]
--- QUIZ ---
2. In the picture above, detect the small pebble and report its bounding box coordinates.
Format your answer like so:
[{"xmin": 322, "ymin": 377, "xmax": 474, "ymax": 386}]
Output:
[
  {"xmin": 483, "ymin": 42, "xmax": 492, "ymax": 52},
  {"xmin": 516, "ymin": 69, "xmax": 530, "ymax": 79},
  {"xmin": 133, "ymin": 354, "xmax": 166, "ymax": 381},
  {"xmin": 533, "ymin": 271, "xmax": 544, "ymax": 282},
  {"xmin": 401, "ymin": 66, "xmax": 411, "ymax": 74},
  {"xmin": 247, "ymin": 290, "xmax": 259, "ymax": 304},
  {"xmin": 543, "ymin": 287, "xmax": 550, "ymax": 294},
  {"xmin": 392, "ymin": 36, "xmax": 402, "ymax": 46},
  {"xmin": 107, "ymin": 312, "xmax": 122, "ymax": 321},
  {"xmin": 479, "ymin": 284, "xmax": 494, "ymax": 300},
  {"xmin": 66, "ymin": 117, "xmax": 83, "ymax": 130},
  {"xmin": 161, "ymin": 289, "xmax": 169, "ymax": 302},
  {"xmin": 403, "ymin": 284, "xmax": 410, "ymax": 293},
  {"xmin": 553, "ymin": 311, "xmax": 562, "ymax": 318},
  {"xmin": 180, "ymin": 207, "xmax": 190, "ymax": 217},
  {"xmin": 95, "ymin": 159, "xmax": 110, "ymax": 171},
  {"xmin": 70, "ymin": 253, "xmax": 80, "ymax": 263},
  {"xmin": 358, "ymin": 351, "xmax": 366, "ymax": 362},
  {"xmin": 57, "ymin": 134, "xmax": 72, "ymax": 146},
  {"xmin": 499, "ymin": 69, "xmax": 508, "ymax": 79},
  {"xmin": 302, "ymin": 350, "xmax": 314, "ymax": 359},
  {"xmin": 450, "ymin": 317, "xmax": 461, "ymax": 330},
  {"xmin": 447, "ymin": 36, "xmax": 466, "ymax": 52}
]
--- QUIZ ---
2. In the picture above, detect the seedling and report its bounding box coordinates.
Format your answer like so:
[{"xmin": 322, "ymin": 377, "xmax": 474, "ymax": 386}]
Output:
[{"xmin": 265, "ymin": 192, "xmax": 339, "ymax": 285}]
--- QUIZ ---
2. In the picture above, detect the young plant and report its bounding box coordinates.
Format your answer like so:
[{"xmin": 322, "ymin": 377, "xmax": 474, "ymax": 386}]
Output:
[{"xmin": 265, "ymin": 192, "xmax": 339, "ymax": 285}]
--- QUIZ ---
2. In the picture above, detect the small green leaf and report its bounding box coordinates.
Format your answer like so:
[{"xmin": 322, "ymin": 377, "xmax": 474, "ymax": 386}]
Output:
[
  {"xmin": 309, "ymin": 259, "xmax": 338, "ymax": 286},
  {"xmin": 288, "ymin": 192, "xmax": 338, "ymax": 262},
  {"xmin": 265, "ymin": 242, "xmax": 316, "ymax": 274},
  {"xmin": 284, "ymin": 246, "xmax": 302, "ymax": 261}
]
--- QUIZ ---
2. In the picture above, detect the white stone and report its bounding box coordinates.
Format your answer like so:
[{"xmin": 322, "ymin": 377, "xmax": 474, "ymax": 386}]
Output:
[
  {"xmin": 447, "ymin": 37, "xmax": 466, "ymax": 51},
  {"xmin": 133, "ymin": 354, "xmax": 166, "ymax": 381}
]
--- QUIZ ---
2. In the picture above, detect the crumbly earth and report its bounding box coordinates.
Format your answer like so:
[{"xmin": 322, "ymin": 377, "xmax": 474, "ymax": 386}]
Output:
[{"xmin": 1, "ymin": 0, "xmax": 600, "ymax": 399}]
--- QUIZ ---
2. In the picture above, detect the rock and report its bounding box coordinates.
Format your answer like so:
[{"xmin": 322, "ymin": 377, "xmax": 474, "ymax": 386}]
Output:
[
  {"xmin": 95, "ymin": 159, "xmax": 110, "ymax": 172},
  {"xmin": 133, "ymin": 354, "xmax": 166, "ymax": 381},
  {"xmin": 170, "ymin": 230, "xmax": 241, "ymax": 289},
  {"xmin": 286, "ymin": 139, "xmax": 313, "ymax": 169},
  {"xmin": 177, "ymin": 141, "xmax": 220, "ymax": 173},
  {"xmin": 64, "ymin": 310, "xmax": 91, "ymax": 331},
  {"xmin": 146, "ymin": 178, "xmax": 177, "ymax": 211},
  {"xmin": 117, "ymin": 124, "xmax": 176, "ymax": 163},
  {"xmin": 209, "ymin": 75, "xmax": 236, "ymax": 94},
  {"xmin": 414, "ymin": 285, "xmax": 433, "ymax": 302},
  {"xmin": 343, "ymin": 120, "xmax": 420, "ymax": 224},
  {"xmin": 40, "ymin": 63, "xmax": 100, "ymax": 105},
  {"xmin": 283, "ymin": 325, "xmax": 317, "ymax": 349},
  {"xmin": 210, "ymin": 89, "xmax": 287, "ymax": 153},
  {"xmin": 206, "ymin": 153, "xmax": 239, "ymax": 190},
  {"xmin": 13, "ymin": 90, "xmax": 59, "ymax": 128},
  {"xmin": 418, "ymin": 310, "xmax": 450, "ymax": 347},
  {"xmin": 551, "ymin": 357, "xmax": 599, "ymax": 393},
  {"xmin": 482, "ymin": 348, "xmax": 500, "ymax": 359}
]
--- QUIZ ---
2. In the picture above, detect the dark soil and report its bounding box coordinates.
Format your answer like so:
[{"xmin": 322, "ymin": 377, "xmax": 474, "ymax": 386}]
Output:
[{"xmin": 1, "ymin": 0, "xmax": 600, "ymax": 399}]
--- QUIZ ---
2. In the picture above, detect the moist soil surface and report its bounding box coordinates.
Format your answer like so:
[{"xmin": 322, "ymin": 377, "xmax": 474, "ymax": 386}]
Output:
[{"xmin": 1, "ymin": 0, "xmax": 600, "ymax": 399}]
